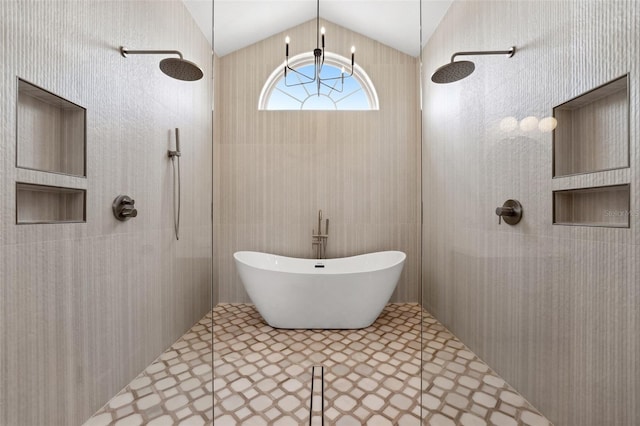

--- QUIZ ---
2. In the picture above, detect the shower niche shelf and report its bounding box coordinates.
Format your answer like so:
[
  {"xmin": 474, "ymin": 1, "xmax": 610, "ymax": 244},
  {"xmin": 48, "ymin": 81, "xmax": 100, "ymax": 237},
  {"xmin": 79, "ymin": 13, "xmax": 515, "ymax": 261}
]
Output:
[
  {"xmin": 16, "ymin": 183, "xmax": 86, "ymax": 224},
  {"xmin": 16, "ymin": 79, "xmax": 86, "ymax": 177},
  {"xmin": 553, "ymin": 75, "xmax": 629, "ymax": 177},
  {"xmin": 553, "ymin": 184, "xmax": 630, "ymax": 228}
]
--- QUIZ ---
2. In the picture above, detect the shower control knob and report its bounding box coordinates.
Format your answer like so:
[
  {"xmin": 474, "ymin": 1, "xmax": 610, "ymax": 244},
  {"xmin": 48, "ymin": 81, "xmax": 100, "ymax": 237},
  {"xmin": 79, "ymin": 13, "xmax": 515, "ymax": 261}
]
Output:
[
  {"xmin": 113, "ymin": 195, "xmax": 138, "ymax": 221},
  {"xmin": 121, "ymin": 207, "xmax": 138, "ymax": 218},
  {"xmin": 496, "ymin": 199, "xmax": 522, "ymax": 225}
]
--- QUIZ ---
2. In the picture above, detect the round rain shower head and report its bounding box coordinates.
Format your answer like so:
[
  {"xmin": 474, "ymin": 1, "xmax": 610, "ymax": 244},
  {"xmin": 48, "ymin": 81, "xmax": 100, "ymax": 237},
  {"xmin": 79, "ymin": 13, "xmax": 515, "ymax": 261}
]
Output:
[
  {"xmin": 120, "ymin": 46, "xmax": 204, "ymax": 82},
  {"xmin": 431, "ymin": 46, "xmax": 516, "ymax": 84},
  {"xmin": 431, "ymin": 60, "xmax": 475, "ymax": 84},
  {"xmin": 159, "ymin": 57, "xmax": 204, "ymax": 81}
]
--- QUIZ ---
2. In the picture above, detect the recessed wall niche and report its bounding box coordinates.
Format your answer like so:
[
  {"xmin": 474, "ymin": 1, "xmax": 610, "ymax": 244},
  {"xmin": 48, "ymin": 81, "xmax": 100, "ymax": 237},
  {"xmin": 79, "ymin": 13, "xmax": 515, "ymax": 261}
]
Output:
[
  {"xmin": 553, "ymin": 75, "xmax": 629, "ymax": 177},
  {"xmin": 17, "ymin": 79, "xmax": 86, "ymax": 176},
  {"xmin": 553, "ymin": 184, "xmax": 630, "ymax": 228},
  {"xmin": 16, "ymin": 183, "xmax": 86, "ymax": 224}
]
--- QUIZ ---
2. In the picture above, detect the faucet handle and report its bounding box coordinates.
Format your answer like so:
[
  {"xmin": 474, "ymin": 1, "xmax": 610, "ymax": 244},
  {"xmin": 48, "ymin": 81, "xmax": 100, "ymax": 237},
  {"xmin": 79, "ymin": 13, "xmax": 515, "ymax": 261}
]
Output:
[
  {"xmin": 495, "ymin": 206, "xmax": 515, "ymax": 214},
  {"xmin": 121, "ymin": 207, "xmax": 138, "ymax": 218},
  {"xmin": 113, "ymin": 195, "xmax": 137, "ymax": 221},
  {"xmin": 495, "ymin": 200, "xmax": 522, "ymax": 225}
]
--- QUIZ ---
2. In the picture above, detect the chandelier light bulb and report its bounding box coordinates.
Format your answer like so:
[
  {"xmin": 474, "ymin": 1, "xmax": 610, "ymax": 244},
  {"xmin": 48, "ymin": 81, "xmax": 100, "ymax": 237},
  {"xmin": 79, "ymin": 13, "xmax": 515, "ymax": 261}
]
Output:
[
  {"xmin": 285, "ymin": 36, "xmax": 290, "ymax": 44},
  {"xmin": 351, "ymin": 46, "xmax": 356, "ymax": 53},
  {"xmin": 321, "ymin": 27, "xmax": 325, "ymax": 35}
]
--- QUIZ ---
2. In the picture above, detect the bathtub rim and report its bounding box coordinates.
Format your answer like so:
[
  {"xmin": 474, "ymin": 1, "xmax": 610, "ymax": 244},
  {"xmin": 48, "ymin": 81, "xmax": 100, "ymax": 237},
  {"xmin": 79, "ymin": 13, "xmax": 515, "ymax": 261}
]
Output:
[{"xmin": 233, "ymin": 250, "xmax": 406, "ymax": 276}]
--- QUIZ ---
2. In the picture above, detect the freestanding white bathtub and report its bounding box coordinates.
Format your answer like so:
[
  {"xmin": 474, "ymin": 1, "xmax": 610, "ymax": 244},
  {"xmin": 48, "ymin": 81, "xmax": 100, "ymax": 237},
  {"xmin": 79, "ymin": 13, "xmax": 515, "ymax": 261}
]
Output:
[{"xmin": 233, "ymin": 251, "xmax": 406, "ymax": 329}]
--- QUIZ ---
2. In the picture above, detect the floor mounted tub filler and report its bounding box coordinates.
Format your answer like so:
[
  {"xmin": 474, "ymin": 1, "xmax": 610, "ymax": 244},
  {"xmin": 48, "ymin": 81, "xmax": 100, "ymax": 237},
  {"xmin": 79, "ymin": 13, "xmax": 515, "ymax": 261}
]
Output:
[{"xmin": 233, "ymin": 251, "xmax": 406, "ymax": 329}]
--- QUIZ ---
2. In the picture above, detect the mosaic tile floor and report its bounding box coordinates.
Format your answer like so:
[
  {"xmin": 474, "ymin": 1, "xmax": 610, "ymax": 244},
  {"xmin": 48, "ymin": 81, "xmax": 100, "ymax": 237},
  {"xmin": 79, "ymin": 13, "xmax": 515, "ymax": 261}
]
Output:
[
  {"xmin": 213, "ymin": 303, "xmax": 423, "ymax": 425},
  {"xmin": 85, "ymin": 303, "xmax": 552, "ymax": 426},
  {"xmin": 83, "ymin": 313, "xmax": 213, "ymax": 426},
  {"xmin": 214, "ymin": 303, "xmax": 552, "ymax": 426},
  {"xmin": 421, "ymin": 312, "xmax": 551, "ymax": 426}
]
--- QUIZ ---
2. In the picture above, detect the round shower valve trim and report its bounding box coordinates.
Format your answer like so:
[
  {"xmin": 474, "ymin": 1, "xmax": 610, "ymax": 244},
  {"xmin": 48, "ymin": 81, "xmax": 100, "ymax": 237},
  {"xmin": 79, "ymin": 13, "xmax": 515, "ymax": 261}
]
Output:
[{"xmin": 113, "ymin": 195, "xmax": 138, "ymax": 221}]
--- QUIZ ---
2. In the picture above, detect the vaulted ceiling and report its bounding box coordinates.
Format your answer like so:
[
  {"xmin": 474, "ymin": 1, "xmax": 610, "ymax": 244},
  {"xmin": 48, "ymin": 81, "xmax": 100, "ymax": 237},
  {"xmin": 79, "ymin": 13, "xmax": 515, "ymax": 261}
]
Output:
[{"xmin": 183, "ymin": 0, "xmax": 452, "ymax": 57}]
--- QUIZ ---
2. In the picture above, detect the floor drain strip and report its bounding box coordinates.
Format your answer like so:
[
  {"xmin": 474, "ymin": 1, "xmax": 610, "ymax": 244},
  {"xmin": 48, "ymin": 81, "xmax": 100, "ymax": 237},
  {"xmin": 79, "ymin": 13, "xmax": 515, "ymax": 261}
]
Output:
[{"xmin": 309, "ymin": 365, "xmax": 324, "ymax": 426}]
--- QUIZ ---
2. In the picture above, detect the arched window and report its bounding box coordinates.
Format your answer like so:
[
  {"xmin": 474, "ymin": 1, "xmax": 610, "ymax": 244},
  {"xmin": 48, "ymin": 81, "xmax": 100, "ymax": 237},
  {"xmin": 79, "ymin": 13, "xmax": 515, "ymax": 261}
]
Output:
[{"xmin": 259, "ymin": 52, "xmax": 379, "ymax": 110}]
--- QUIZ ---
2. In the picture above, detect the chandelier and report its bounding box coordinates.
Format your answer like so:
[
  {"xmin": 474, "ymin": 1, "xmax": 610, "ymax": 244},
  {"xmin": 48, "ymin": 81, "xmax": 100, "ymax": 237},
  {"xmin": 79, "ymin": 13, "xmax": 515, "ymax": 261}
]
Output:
[{"xmin": 284, "ymin": 0, "xmax": 356, "ymax": 96}]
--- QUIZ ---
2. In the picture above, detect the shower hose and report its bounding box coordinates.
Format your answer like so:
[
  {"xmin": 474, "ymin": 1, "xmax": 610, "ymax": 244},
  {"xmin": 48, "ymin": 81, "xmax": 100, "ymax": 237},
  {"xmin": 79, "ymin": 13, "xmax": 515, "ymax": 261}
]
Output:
[{"xmin": 171, "ymin": 155, "xmax": 181, "ymax": 241}]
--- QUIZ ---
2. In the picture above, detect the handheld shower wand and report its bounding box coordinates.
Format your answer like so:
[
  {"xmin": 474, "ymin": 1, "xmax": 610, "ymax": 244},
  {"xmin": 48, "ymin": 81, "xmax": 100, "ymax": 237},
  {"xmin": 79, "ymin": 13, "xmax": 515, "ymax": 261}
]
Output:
[
  {"xmin": 168, "ymin": 128, "xmax": 181, "ymax": 240},
  {"xmin": 168, "ymin": 128, "xmax": 181, "ymax": 158}
]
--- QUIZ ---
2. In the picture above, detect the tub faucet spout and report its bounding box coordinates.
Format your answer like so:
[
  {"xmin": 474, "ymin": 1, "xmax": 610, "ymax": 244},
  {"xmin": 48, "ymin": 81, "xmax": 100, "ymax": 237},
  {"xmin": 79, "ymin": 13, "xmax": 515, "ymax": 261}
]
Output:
[{"xmin": 312, "ymin": 210, "xmax": 329, "ymax": 259}]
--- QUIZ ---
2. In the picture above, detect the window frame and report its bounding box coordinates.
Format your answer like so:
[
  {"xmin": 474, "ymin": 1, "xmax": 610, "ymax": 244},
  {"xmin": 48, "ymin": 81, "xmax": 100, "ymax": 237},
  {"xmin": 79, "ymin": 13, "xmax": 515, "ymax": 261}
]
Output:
[{"xmin": 258, "ymin": 52, "xmax": 379, "ymax": 111}]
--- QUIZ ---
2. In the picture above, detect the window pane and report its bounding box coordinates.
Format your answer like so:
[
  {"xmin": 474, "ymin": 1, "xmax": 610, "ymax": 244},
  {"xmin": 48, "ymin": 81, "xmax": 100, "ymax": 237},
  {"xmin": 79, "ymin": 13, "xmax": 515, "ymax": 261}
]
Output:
[
  {"xmin": 267, "ymin": 89, "xmax": 301, "ymax": 110},
  {"xmin": 262, "ymin": 59, "xmax": 374, "ymax": 111},
  {"xmin": 302, "ymin": 94, "xmax": 337, "ymax": 110}
]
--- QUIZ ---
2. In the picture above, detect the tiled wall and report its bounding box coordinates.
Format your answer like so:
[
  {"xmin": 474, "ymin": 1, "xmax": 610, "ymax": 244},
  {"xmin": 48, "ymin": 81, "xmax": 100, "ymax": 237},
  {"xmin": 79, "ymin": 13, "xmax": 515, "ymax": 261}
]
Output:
[
  {"xmin": 0, "ymin": 1, "xmax": 212, "ymax": 424},
  {"xmin": 214, "ymin": 20, "xmax": 421, "ymax": 303},
  {"xmin": 421, "ymin": 1, "xmax": 639, "ymax": 425}
]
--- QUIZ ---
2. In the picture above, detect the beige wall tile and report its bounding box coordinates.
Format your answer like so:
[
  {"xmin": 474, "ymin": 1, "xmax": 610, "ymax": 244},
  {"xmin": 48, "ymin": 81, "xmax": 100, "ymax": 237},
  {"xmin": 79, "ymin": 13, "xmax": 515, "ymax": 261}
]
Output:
[
  {"xmin": 421, "ymin": 1, "xmax": 640, "ymax": 425},
  {"xmin": 215, "ymin": 19, "xmax": 421, "ymax": 303},
  {"xmin": 0, "ymin": 1, "xmax": 212, "ymax": 424}
]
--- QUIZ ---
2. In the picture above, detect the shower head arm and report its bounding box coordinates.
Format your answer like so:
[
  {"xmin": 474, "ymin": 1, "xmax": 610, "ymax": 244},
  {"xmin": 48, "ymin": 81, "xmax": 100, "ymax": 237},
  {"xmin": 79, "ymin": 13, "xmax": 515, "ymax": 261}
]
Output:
[
  {"xmin": 450, "ymin": 46, "xmax": 515, "ymax": 62},
  {"xmin": 120, "ymin": 47, "xmax": 183, "ymax": 59}
]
